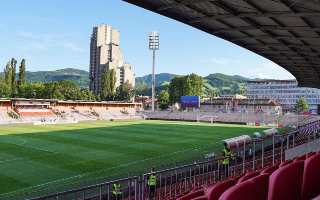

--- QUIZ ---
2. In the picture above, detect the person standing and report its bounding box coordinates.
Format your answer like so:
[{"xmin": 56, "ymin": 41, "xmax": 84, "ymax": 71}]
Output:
[
  {"xmin": 147, "ymin": 168, "xmax": 157, "ymax": 199},
  {"xmin": 112, "ymin": 183, "xmax": 122, "ymax": 200},
  {"xmin": 221, "ymin": 142, "xmax": 232, "ymax": 179}
]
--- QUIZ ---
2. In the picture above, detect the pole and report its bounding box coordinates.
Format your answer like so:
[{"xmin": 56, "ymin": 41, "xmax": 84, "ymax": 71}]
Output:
[
  {"xmin": 242, "ymin": 141, "xmax": 246, "ymax": 174},
  {"xmin": 272, "ymin": 135, "xmax": 275, "ymax": 165},
  {"xmin": 152, "ymin": 50, "xmax": 156, "ymax": 112}
]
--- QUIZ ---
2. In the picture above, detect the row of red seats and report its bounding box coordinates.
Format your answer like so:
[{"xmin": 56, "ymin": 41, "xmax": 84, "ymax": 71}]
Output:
[
  {"xmin": 19, "ymin": 111, "xmax": 54, "ymax": 117},
  {"xmin": 177, "ymin": 151, "xmax": 320, "ymax": 200}
]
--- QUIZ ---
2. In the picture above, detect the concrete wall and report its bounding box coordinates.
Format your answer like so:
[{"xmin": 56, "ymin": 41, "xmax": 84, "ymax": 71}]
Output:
[{"xmin": 285, "ymin": 137, "xmax": 320, "ymax": 160}]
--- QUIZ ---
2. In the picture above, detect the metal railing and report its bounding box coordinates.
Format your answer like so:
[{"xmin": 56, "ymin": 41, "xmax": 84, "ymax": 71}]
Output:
[{"xmin": 22, "ymin": 120, "xmax": 320, "ymax": 200}]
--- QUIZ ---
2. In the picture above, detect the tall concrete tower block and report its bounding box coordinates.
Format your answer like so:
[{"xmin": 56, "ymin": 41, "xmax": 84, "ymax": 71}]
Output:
[{"xmin": 89, "ymin": 24, "xmax": 135, "ymax": 95}]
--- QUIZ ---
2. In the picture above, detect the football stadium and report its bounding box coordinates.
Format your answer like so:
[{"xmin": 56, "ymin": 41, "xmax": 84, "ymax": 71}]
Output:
[{"xmin": 2, "ymin": 0, "xmax": 320, "ymax": 200}]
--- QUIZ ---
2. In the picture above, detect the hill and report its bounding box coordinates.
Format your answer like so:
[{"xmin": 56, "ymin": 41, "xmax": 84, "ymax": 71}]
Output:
[
  {"xmin": 135, "ymin": 73, "xmax": 250, "ymax": 95},
  {"xmin": 1, "ymin": 67, "xmax": 250, "ymax": 95},
  {"xmin": 25, "ymin": 68, "xmax": 89, "ymax": 88},
  {"xmin": 135, "ymin": 73, "xmax": 177, "ymax": 88},
  {"xmin": 203, "ymin": 73, "xmax": 249, "ymax": 95}
]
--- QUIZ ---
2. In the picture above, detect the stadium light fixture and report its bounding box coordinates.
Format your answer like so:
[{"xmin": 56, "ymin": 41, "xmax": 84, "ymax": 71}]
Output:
[{"xmin": 149, "ymin": 31, "xmax": 159, "ymax": 112}]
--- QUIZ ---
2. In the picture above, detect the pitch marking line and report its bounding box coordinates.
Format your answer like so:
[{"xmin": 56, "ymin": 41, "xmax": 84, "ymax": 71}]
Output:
[{"xmin": 0, "ymin": 158, "xmax": 25, "ymax": 164}]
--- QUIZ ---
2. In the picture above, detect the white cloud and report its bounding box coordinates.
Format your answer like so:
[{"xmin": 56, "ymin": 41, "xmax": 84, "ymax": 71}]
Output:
[
  {"xmin": 200, "ymin": 57, "xmax": 230, "ymax": 65},
  {"xmin": 62, "ymin": 42, "xmax": 85, "ymax": 53},
  {"xmin": 247, "ymin": 62, "xmax": 295, "ymax": 80},
  {"xmin": 16, "ymin": 31, "xmax": 85, "ymax": 53}
]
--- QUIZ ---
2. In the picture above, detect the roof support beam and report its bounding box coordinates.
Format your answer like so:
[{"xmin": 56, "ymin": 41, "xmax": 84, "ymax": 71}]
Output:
[
  {"xmin": 157, "ymin": 0, "xmax": 211, "ymax": 11},
  {"xmin": 212, "ymin": 26, "xmax": 320, "ymax": 33},
  {"xmin": 189, "ymin": 12, "xmax": 320, "ymax": 24},
  {"xmin": 208, "ymin": 0, "xmax": 296, "ymax": 61},
  {"xmin": 231, "ymin": 35, "xmax": 319, "ymax": 41},
  {"xmin": 246, "ymin": 43, "xmax": 320, "ymax": 49},
  {"xmin": 259, "ymin": 49, "xmax": 320, "ymax": 56}
]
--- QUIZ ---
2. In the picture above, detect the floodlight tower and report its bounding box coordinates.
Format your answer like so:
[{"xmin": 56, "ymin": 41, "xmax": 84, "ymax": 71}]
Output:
[{"xmin": 149, "ymin": 31, "xmax": 159, "ymax": 112}]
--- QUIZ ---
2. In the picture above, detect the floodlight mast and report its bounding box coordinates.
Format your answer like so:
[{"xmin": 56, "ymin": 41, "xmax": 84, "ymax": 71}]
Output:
[{"xmin": 149, "ymin": 32, "xmax": 159, "ymax": 112}]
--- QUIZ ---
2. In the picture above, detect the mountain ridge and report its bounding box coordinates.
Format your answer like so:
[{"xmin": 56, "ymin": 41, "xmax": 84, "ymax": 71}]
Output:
[{"xmin": 0, "ymin": 68, "xmax": 258, "ymax": 95}]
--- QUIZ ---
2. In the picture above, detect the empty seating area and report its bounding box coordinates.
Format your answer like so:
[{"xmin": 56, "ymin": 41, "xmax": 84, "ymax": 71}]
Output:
[
  {"xmin": 17, "ymin": 108, "xmax": 55, "ymax": 117},
  {"xmin": 0, "ymin": 99, "xmax": 142, "ymax": 124},
  {"xmin": 176, "ymin": 152, "xmax": 320, "ymax": 200},
  {"xmin": 0, "ymin": 109, "xmax": 14, "ymax": 124},
  {"xmin": 144, "ymin": 111, "xmax": 284, "ymax": 125}
]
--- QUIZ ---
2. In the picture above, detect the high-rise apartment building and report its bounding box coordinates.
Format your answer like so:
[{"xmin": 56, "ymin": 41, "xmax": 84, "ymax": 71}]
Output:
[
  {"xmin": 89, "ymin": 24, "xmax": 135, "ymax": 95},
  {"xmin": 246, "ymin": 80, "xmax": 320, "ymax": 114}
]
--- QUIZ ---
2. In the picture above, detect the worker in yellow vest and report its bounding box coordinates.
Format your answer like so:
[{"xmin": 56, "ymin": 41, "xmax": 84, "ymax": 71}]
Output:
[
  {"xmin": 112, "ymin": 183, "xmax": 122, "ymax": 200},
  {"xmin": 221, "ymin": 142, "xmax": 233, "ymax": 179},
  {"xmin": 147, "ymin": 168, "xmax": 157, "ymax": 199}
]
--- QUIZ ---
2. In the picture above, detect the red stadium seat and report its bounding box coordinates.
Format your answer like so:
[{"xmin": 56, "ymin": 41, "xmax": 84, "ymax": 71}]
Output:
[
  {"xmin": 218, "ymin": 180, "xmax": 255, "ymax": 200},
  {"xmin": 202, "ymin": 179, "xmax": 236, "ymax": 200},
  {"xmin": 306, "ymin": 152, "xmax": 316, "ymax": 158},
  {"xmin": 191, "ymin": 196, "xmax": 208, "ymax": 200},
  {"xmin": 301, "ymin": 153, "xmax": 320, "ymax": 200},
  {"xmin": 237, "ymin": 171, "xmax": 260, "ymax": 184},
  {"xmin": 260, "ymin": 164, "xmax": 279, "ymax": 175},
  {"xmin": 176, "ymin": 189, "xmax": 204, "ymax": 200},
  {"xmin": 279, "ymin": 159, "xmax": 293, "ymax": 167},
  {"xmin": 313, "ymin": 194, "xmax": 320, "ymax": 200},
  {"xmin": 268, "ymin": 161, "xmax": 304, "ymax": 200},
  {"xmin": 250, "ymin": 174, "xmax": 269, "ymax": 200},
  {"xmin": 294, "ymin": 154, "xmax": 307, "ymax": 162}
]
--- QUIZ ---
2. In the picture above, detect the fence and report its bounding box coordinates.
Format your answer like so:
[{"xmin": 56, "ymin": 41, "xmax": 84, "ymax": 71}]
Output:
[{"xmin": 23, "ymin": 120, "xmax": 320, "ymax": 200}]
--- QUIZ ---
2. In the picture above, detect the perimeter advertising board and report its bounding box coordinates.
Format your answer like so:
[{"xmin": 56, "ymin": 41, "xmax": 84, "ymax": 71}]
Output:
[{"xmin": 181, "ymin": 96, "xmax": 200, "ymax": 108}]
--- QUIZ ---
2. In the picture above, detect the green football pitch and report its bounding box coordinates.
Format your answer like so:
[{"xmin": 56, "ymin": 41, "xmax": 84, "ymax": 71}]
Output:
[{"xmin": 0, "ymin": 120, "xmax": 266, "ymax": 199}]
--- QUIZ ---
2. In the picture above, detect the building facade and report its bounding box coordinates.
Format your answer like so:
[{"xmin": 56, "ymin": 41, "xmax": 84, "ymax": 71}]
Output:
[
  {"xmin": 201, "ymin": 97, "xmax": 282, "ymax": 115},
  {"xmin": 246, "ymin": 80, "xmax": 320, "ymax": 114},
  {"xmin": 89, "ymin": 24, "xmax": 135, "ymax": 95}
]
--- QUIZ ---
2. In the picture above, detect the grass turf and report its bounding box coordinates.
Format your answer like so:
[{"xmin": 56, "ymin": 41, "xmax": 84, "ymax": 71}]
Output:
[{"xmin": 0, "ymin": 120, "xmax": 266, "ymax": 198}]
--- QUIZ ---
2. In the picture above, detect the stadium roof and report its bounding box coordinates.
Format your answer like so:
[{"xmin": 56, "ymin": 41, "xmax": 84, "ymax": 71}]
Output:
[{"xmin": 123, "ymin": 0, "xmax": 320, "ymax": 88}]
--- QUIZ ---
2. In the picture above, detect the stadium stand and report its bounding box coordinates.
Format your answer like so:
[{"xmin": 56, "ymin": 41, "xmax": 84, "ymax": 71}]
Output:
[
  {"xmin": 301, "ymin": 153, "xmax": 320, "ymax": 200},
  {"xmin": 12, "ymin": 100, "xmax": 57, "ymax": 123},
  {"xmin": 143, "ymin": 111, "xmax": 319, "ymax": 127},
  {"xmin": 0, "ymin": 99, "xmax": 142, "ymax": 124},
  {"xmin": 176, "ymin": 153, "xmax": 320, "ymax": 200},
  {"xmin": 27, "ymin": 120, "xmax": 320, "ymax": 200}
]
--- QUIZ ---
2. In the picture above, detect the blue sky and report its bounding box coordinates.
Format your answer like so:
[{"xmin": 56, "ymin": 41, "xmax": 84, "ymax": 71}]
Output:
[{"xmin": 0, "ymin": 0, "xmax": 294, "ymax": 79}]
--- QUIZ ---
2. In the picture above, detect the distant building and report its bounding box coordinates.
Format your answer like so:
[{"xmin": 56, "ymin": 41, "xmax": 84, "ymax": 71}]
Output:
[
  {"xmin": 201, "ymin": 96, "xmax": 282, "ymax": 115},
  {"xmin": 89, "ymin": 24, "xmax": 135, "ymax": 95},
  {"xmin": 246, "ymin": 80, "xmax": 320, "ymax": 114}
]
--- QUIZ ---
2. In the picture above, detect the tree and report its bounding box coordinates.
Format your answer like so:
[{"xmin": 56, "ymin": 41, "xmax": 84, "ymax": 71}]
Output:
[
  {"xmin": 168, "ymin": 74, "xmax": 203, "ymax": 103},
  {"xmin": 57, "ymin": 80, "xmax": 82, "ymax": 100},
  {"xmin": 135, "ymin": 83, "xmax": 149, "ymax": 96},
  {"xmin": 158, "ymin": 90, "xmax": 170, "ymax": 110},
  {"xmin": 207, "ymin": 88, "xmax": 219, "ymax": 100},
  {"xmin": 18, "ymin": 59, "xmax": 26, "ymax": 86},
  {"xmin": 295, "ymin": 97, "xmax": 309, "ymax": 113},
  {"xmin": 239, "ymin": 84, "xmax": 247, "ymax": 95},
  {"xmin": 80, "ymin": 88, "xmax": 96, "ymax": 101},
  {"xmin": 4, "ymin": 61, "xmax": 13, "ymax": 95},
  {"xmin": 189, "ymin": 73, "xmax": 203, "ymax": 96},
  {"xmin": 116, "ymin": 81, "xmax": 134, "ymax": 101},
  {"xmin": 230, "ymin": 84, "xmax": 240, "ymax": 94},
  {"xmin": 1, "ymin": 59, "xmax": 97, "ymax": 101},
  {"xmin": 169, "ymin": 76, "xmax": 184, "ymax": 103},
  {"xmin": 101, "ymin": 69, "xmax": 116, "ymax": 100},
  {"xmin": 10, "ymin": 58, "xmax": 17, "ymax": 97},
  {"xmin": 0, "ymin": 77, "xmax": 10, "ymax": 98}
]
